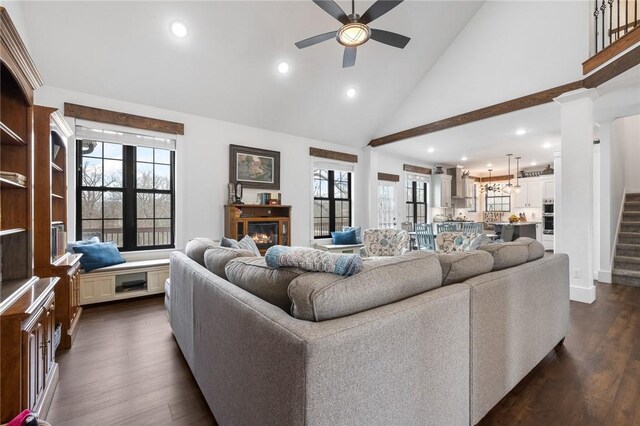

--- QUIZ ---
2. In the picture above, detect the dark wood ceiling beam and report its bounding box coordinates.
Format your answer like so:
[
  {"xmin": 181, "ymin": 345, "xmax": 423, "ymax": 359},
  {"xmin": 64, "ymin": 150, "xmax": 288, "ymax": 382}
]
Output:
[
  {"xmin": 369, "ymin": 43, "xmax": 640, "ymax": 148},
  {"xmin": 369, "ymin": 81, "xmax": 584, "ymax": 147},
  {"xmin": 583, "ymin": 44, "xmax": 640, "ymax": 88},
  {"xmin": 309, "ymin": 147, "xmax": 358, "ymax": 163},
  {"xmin": 377, "ymin": 172, "xmax": 400, "ymax": 182},
  {"xmin": 403, "ymin": 164, "xmax": 432, "ymax": 175},
  {"xmin": 64, "ymin": 103, "xmax": 185, "ymax": 135}
]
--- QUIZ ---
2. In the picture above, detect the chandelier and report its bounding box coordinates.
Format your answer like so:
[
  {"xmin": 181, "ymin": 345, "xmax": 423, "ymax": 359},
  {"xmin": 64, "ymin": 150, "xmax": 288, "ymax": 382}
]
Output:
[{"xmin": 480, "ymin": 169, "xmax": 501, "ymax": 193}]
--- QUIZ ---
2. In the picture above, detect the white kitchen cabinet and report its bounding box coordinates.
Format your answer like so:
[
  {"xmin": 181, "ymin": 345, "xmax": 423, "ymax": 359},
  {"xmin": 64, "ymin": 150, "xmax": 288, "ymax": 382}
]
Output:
[
  {"xmin": 542, "ymin": 176, "xmax": 555, "ymax": 199},
  {"xmin": 513, "ymin": 177, "xmax": 543, "ymax": 208},
  {"xmin": 432, "ymin": 174, "xmax": 452, "ymax": 208}
]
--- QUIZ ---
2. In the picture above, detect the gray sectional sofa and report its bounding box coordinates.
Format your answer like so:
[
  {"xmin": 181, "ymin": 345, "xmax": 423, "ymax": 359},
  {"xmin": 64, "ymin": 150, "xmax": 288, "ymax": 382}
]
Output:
[{"xmin": 169, "ymin": 238, "xmax": 569, "ymax": 425}]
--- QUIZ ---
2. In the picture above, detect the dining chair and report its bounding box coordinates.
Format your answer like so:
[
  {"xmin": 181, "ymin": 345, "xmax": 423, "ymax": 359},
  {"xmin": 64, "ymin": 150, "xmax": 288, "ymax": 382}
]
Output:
[
  {"xmin": 415, "ymin": 223, "xmax": 435, "ymax": 251},
  {"xmin": 437, "ymin": 223, "xmax": 458, "ymax": 234},
  {"xmin": 462, "ymin": 222, "xmax": 483, "ymax": 234}
]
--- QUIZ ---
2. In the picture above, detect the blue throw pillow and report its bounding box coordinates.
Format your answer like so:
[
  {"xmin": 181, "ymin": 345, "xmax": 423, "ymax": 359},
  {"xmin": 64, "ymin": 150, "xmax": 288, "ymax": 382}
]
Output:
[
  {"xmin": 331, "ymin": 230, "xmax": 357, "ymax": 245},
  {"xmin": 73, "ymin": 241, "xmax": 126, "ymax": 272},
  {"xmin": 67, "ymin": 236, "xmax": 100, "ymax": 253},
  {"xmin": 342, "ymin": 226, "xmax": 362, "ymax": 244}
]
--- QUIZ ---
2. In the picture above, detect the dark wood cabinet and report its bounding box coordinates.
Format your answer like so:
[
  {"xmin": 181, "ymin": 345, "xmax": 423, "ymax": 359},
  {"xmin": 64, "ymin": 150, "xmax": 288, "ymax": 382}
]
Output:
[
  {"xmin": 33, "ymin": 104, "xmax": 83, "ymax": 350},
  {"xmin": 224, "ymin": 204, "xmax": 292, "ymax": 254},
  {"xmin": 0, "ymin": 6, "xmax": 59, "ymax": 423}
]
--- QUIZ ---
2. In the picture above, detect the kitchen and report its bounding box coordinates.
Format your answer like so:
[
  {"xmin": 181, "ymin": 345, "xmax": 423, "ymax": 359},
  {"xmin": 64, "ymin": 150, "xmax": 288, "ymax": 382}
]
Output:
[{"xmin": 426, "ymin": 165, "xmax": 555, "ymax": 249}]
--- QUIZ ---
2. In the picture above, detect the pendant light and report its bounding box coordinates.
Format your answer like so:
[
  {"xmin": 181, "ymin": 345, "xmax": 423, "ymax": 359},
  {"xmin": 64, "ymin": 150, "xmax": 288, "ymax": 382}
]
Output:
[
  {"xmin": 481, "ymin": 169, "xmax": 499, "ymax": 193},
  {"xmin": 514, "ymin": 156, "xmax": 522, "ymax": 193},
  {"xmin": 503, "ymin": 154, "xmax": 513, "ymax": 194}
]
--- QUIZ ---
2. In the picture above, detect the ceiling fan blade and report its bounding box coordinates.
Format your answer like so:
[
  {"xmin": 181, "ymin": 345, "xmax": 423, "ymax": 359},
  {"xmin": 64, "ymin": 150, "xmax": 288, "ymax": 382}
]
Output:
[
  {"xmin": 312, "ymin": 0, "xmax": 350, "ymax": 25},
  {"xmin": 295, "ymin": 31, "xmax": 338, "ymax": 49},
  {"xmin": 343, "ymin": 47, "xmax": 357, "ymax": 68},
  {"xmin": 370, "ymin": 29, "xmax": 410, "ymax": 48},
  {"xmin": 359, "ymin": 0, "xmax": 403, "ymax": 25}
]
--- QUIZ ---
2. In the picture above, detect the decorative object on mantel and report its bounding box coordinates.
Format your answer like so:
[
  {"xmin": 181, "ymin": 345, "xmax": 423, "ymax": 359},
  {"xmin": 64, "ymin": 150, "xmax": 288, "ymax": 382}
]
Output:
[
  {"xmin": 462, "ymin": 170, "xmax": 470, "ymax": 177},
  {"xmin": 229, "ymin": 144, "xmax": 280, "ymax": 189},
  {"xmin": 434, "ymin": 166, "xmax": 444, "ymax": 174},
  {"xmin": 234, "ymin": 182, "xmax": 244, "ymax": 204}
]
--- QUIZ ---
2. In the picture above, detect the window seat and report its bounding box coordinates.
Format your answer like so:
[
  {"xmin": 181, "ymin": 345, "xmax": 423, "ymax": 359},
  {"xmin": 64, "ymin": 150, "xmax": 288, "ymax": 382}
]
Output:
[
  {"xmin": 80, "ymin": 258, "xmax": 169, "ymax": 274},
  {"xmin": 78, "ymin": 258, "xmax": 169, "ymax": 305}
]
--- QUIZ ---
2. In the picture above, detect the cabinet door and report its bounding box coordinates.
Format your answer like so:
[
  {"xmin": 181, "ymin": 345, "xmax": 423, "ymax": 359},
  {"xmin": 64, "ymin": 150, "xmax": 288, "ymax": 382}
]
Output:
[
  {"xmin": 543, "ymin": 179, "xmax": 555, "ymax": 199},
  {"xmin": 22, "ymin": 308, "xmax": 46, "ymax": 411},
  {"xmin": 69, "ymin": 268, "xmax": 81, "ymax": 323},
  {"xmin": 528, "ymin": 180, "xmax": 543, "ymax": 208},
  {"xmin": 513, "ymin": 184, "xmax": 529, "ymax": 208},
  {"xmin": 442, "ymin": 179, "xmax": 452, "ymax": 208},
  {"xmin": 44, "ymin": 295, "xmax": 55, "ymax": 375}
]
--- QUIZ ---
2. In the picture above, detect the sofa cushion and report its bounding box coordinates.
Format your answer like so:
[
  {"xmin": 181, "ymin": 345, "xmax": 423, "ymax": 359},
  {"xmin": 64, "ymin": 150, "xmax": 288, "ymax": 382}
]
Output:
[
  {"xmin": 436, "ymin": 251, "xmax": 494, "ymax": 286},
  {"xmin": 513, "ymin": 237, "xmax": 545, "ymax": 262},
  {"xmin": 478, "ymin": 242, "xmax": 529, "ymax": 271},
  {"xmin": 203, "ymin": 247, "xmax": 256, "ymax": 280},
  {"xmin": 185, "ymin": 238, "xmax": 220, "ymax": 266},
  {"xmin": 288, "ymin": 251, "xmax": 442, "ymax": 321},
  {"xmin": 225, "ymin": 257, "xmax": 307, "ymax": 311}
]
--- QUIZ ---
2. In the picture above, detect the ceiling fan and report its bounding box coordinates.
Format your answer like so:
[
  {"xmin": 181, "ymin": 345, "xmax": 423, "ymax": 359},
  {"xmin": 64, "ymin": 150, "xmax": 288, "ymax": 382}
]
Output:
[{"xmin": 295, "ymin": 0, "xmax": 410, "ymax": 68}]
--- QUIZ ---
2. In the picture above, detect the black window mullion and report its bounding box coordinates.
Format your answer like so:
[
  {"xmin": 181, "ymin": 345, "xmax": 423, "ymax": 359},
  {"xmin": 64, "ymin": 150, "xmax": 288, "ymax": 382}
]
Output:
[
  {"xmin": 328, "ymin": 171, "xmax": 336, "ymax": 233},
  {"xmin": 122, "ymin": 146, "xmax": 136, "ymax": 250}
]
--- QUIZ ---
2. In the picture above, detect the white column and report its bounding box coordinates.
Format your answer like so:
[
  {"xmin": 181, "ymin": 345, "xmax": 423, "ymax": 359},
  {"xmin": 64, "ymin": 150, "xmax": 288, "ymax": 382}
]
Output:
[{"xmin": 554, "ymin": 88, "xmax": 599, "ymax": 304}]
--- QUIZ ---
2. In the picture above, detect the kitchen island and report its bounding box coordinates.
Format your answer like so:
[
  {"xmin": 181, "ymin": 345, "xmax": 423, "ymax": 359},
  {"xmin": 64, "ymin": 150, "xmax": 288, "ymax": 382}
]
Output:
[{"xmin": 492, "ymin": 222, "xmax": 540, "ymax": 241}]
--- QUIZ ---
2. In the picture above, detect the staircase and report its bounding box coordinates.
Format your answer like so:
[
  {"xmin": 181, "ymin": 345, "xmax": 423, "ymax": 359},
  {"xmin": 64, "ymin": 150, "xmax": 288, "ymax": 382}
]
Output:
[{"xmin": 613, "ymin": 193, "xmax": 640, "ymax": 287}]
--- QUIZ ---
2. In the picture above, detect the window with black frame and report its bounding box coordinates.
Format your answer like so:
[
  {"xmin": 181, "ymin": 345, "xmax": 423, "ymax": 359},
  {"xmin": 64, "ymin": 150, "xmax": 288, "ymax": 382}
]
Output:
[
  {"xmin": 485, "ymin": 189, "xmax": 510, "ymax": 212},
  {"xmin": 313, "ymin": 169, "xmax": 351, "ymax": 238},
  {"xmin": 77, "ymin": 138, "xmax": 175, "ymax": 251},
  {"xmin": 405, "ymin": 177, "xmax": 427, "ymax": 224}
]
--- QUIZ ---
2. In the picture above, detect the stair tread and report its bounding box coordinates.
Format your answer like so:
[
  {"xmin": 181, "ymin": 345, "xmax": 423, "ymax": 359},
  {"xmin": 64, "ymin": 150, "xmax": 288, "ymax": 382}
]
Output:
[
  {"xmin": 617, "ymin": 243, "xmax": 640, "ymax": 247},
  {"xmin": 615, "ymin": 256, "xmax": 640, "ymax": 263},
  {"xmin": 620, "ymin": 232, "xmax": 640, "ymax": 236},
  {"xmin": 613, "ymin": 269, "xmax": 640, "ymax": 278}
]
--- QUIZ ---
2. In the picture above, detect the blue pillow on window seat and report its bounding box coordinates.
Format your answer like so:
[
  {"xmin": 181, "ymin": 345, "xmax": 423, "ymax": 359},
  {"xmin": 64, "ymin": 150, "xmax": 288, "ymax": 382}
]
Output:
[
  {"xmin": 331, "ymin": 229, "xmax": 357, "ymax": 245},
  {"xmin": 342, "ymin": 226, "xmax": 362, "ymax": 244},
  {"xmin": 72, "ymin": 241, "xmax": 126, "ymax": 272},
  {"xmin": 67, "ymin": 236, "xmax": 100, "ymax": 253}
]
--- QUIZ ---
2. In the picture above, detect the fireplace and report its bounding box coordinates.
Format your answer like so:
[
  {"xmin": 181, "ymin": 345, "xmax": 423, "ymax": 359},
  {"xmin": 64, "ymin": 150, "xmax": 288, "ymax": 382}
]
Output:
[{"xmin": 248, "ymin": 222, "xmax": 279, "ymax": 250}]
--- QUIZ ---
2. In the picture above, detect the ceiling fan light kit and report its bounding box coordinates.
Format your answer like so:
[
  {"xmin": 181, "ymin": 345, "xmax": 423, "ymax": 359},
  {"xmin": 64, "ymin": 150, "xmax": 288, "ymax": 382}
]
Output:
[{"xmin": 295, "ymin": 0, "xmax": 410, "ymax": 68}]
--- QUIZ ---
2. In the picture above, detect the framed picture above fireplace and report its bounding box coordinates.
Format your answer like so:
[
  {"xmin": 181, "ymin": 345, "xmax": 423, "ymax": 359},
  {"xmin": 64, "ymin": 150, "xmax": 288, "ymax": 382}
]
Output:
[{"xmin": 229, "ymin": 144, "xmax": 280, "ymax": 189}]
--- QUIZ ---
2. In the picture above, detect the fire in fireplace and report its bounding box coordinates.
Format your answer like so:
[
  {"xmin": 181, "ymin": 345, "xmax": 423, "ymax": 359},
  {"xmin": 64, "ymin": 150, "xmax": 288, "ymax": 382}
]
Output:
[{"xmin": 248, "ymin": 222, "xmax": 279, "ymax": 249}]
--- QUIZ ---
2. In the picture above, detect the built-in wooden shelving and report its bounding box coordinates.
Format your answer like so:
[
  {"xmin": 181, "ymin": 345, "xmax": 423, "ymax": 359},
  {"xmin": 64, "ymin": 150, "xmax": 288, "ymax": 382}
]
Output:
[
  {"xmin": 0, "ymin": 177, "xmax": 26, "ymax": 188},
  {"xmin": 0, "ymin": 121, "xmax": 26, "ymax": 145}
]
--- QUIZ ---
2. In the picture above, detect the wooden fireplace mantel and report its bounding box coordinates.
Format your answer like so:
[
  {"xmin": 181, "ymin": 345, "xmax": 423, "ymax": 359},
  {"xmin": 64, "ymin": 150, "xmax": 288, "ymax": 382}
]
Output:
[{"xmin": 224, "ymin": 204, "xmax": 292, "ymax": 254}]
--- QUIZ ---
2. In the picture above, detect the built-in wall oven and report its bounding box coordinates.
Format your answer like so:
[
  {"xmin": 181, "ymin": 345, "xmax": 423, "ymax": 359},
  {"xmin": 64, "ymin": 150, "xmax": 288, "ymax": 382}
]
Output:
[{"xmin": 543, "ymin": 198, "xmax": 554, "ymax": 234}]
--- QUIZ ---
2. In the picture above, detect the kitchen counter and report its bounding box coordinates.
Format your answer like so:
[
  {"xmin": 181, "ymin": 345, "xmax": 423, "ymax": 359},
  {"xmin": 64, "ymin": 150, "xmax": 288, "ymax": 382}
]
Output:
[
  {"xmin": 492, "ymin": 222, "xmax": 539, "ymax": 241},
  {"xmin": 492, "ymin": 222, "xmax": 540, "ymax": 226}
]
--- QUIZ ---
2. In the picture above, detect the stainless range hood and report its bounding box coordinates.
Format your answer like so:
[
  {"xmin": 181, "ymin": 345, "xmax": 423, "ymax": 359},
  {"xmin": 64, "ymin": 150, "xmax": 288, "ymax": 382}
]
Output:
[{"xmin": 447, "ymin": 167, "xmax": 466, "ymax": 199}]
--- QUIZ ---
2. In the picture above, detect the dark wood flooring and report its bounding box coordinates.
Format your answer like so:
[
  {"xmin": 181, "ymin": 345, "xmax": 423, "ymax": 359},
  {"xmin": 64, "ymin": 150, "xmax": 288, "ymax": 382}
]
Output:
[
  {"xmin": 47, "ymin": 283, "xmax": 640, "ymax": 425},
  {"xmin": 46, "ymin": 295, "xmax": 216, "ymax": 426}
]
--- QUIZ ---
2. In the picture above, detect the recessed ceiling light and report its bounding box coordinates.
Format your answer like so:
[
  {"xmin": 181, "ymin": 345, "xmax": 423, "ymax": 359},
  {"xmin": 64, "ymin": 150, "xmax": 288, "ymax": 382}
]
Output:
[
  {"xmin": 170, "ymin": 21, "xmax": 188, "ymax": 38},
  {"xmin": 543, "ymin": 142, "xmax": 552, "ymax": 149},
  {"xmin": 531, "ymin": 161, "xmax": 537, "ymax": 166},
  {"xmin": 461, "ymin": 156, "xmax": 468, "ymax": 161},
  {"xmin": 277, "ymin": 62, "xmax": 290, "ymax": 74},
  {"xmin": 427, "ymin": 147, "xmax": 435, "ymax": 153},
  {"xmin": 346, "ymin": 87, "xmax": 357, "ymax": 98},
  {"xmin": 515, "ymin": 128, "xmax": 527, "ymax": 136},
  {"xmin": 486, "ymin": 163, "xmax": 492, "ymax": 167}
]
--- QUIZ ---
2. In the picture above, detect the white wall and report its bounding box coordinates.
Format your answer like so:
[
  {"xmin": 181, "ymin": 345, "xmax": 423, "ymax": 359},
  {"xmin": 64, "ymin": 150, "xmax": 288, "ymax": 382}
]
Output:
[
  {"xmin": 619, "ymin": 115, "xmax": 640, "ymax": 192},
  {"xmin": 3, "ymin": 1, "xmax": 31, "ymax": 51},
  {"xmin": 35, "ymin": 86, "xmax": 366, "ymax": 254},
  {"xmin": 376, "ymin": 1, "xmax": 589, "ymax": 137}
]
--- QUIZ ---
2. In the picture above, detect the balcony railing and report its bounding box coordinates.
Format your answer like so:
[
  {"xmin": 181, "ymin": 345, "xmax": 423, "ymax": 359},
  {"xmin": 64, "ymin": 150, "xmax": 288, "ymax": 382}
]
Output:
[{"xmin": 593, "ymin": 0, "xmax": 638, "ymax": 54}]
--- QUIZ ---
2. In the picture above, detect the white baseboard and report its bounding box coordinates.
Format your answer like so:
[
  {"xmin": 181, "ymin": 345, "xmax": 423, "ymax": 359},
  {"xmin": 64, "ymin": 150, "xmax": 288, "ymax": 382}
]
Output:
[
  {"xmin": 598, "ymin": 270, "xmax": 612, "ymax": 283},
  {"xmin": 570, "ymin": 285, "xmax": 596, "ymax": 303}
]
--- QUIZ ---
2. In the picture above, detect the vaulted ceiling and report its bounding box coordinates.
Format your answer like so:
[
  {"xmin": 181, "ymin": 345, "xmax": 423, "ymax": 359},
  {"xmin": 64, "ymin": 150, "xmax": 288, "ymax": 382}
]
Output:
[{"xmin": 20, "ymin": 0, "xmax": 483, "ymax": 147}]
